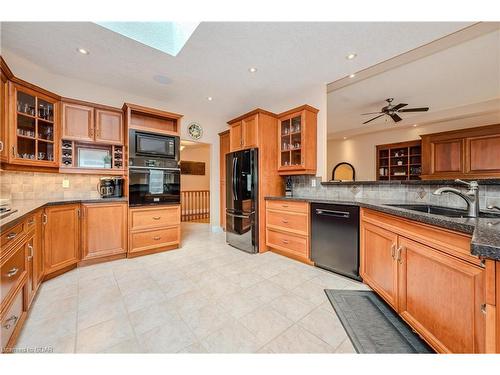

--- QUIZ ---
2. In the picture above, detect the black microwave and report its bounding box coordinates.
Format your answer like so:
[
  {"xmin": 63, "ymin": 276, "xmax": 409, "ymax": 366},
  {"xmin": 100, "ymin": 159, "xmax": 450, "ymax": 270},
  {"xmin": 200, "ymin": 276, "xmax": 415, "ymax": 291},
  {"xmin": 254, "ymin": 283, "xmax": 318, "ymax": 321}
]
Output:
[{"xmin": 129, "ymin": 130, "xmax": 179, "ymax": 160}]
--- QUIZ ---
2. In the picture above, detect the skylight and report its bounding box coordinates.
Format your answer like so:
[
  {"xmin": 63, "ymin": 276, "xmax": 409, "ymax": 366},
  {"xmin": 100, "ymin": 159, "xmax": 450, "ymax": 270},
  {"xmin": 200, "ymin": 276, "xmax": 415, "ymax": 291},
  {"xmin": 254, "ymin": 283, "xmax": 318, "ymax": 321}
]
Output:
[{"xmin": 95, "ymin": 22, "xmax": 199, "ymax": 56}]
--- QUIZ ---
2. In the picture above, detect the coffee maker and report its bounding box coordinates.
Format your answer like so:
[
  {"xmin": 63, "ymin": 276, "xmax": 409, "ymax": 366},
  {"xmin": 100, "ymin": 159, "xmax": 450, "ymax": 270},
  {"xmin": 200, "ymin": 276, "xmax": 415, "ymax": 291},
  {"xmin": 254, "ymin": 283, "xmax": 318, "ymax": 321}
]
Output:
[{"xmin": 98, "ymin": 177, "xmax": 124, "ymax": 198}]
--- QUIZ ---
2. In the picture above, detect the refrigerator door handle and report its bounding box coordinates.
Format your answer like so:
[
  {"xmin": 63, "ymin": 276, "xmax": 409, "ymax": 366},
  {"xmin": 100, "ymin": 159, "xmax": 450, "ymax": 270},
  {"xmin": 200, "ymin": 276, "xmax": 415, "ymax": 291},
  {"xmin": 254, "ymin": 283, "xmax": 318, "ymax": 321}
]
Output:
[
  {"xmin": 315, "ymin": 209, "xmax": 350, "ymax": 218},
  {"xmin": 232, "ymin": 157, "xmax": 238, "ymax": 201}
]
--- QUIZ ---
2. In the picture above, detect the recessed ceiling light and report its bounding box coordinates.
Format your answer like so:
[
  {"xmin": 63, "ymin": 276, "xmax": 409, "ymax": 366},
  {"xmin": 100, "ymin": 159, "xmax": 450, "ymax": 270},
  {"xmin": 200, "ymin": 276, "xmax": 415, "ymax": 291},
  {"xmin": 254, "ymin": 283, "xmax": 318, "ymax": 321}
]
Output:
[
  {"xmin": 77, "ymin": 48, "xmax": 89, "ymax": 55},
  {"xmin": 413, "ymin": 124, "xmax": 418, "ymax": 127},
  {"xmin": 207, "ymin": 96, "xmax": 213, "ymax": 101},
  {"xmin": 343, "ymin": 137, "xmax": 347, "ymax": 140},
  {"xmin": 349, "ymin": 73, "xmax": 356, "ymax": 78},
  {"xmin": 346, "ymin": 53, "xmax": 357, "ymax": 60},
  {"xmin": 248, "ymin": 67, "xmax": 258, "ymax": 73},
  {"xmin": 153, "ymin": 74, "xmax": 172, "ymax": 85}
]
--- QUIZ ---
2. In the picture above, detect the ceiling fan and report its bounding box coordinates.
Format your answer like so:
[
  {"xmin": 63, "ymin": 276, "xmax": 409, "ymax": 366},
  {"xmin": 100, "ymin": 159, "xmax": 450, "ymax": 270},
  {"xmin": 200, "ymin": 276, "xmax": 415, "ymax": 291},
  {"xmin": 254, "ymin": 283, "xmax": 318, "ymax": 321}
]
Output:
[{"xmin": 362, "ymin": 98, "xmax": 429, "ymax": 124}]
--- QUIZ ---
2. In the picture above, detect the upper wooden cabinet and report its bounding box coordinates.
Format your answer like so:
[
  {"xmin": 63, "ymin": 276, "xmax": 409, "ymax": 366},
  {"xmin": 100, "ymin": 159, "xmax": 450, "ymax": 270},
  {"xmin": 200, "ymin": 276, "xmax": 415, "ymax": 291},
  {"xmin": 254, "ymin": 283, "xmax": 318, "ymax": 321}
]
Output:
[
  {"xmin": 421, "ymin": 123, "xmax": 500, "ymax": 179},
  {"xmin": 124, "ymin": 103, "xmax": 182, "ymax": 136},
  {"xmin": 43, "ymin": 204, "xmax": 80, "ymax": 277},
  {"xmin": 62, "ymin": 101, "xmax": 123, "ymax": 145},
  {"xmin": 277, "ymin": 105, "xmax": 318, "ymax": 175},
  {"xmin": 62, "ymin": 102, "xmax": 94, "ymax": 142},
  {"xmin": 0, "ymin": 65, "xmax": 8, "ymax": 163},
  {"xmin": 228, "ymin": 113, "xmax": 259, "ymax": 152},
  {"xmin": 95, "ymin": 109, "xmax": 123, "ymax": 145},
  {"xmin": 8, "ymin": 82, "xmax": 60, "ymax": 167},
  {"xmin": 80, "ymin": 202, "xmax": 127, "ymax": 264}
]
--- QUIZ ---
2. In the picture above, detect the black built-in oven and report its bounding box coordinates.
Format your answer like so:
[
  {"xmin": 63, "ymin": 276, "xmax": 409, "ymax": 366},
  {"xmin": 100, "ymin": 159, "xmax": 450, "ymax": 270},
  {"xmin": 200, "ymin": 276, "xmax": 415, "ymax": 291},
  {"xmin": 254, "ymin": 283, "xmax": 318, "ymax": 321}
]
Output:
[{"xmin": 129, "ymin": 129, "xmax": 181, "ymax": 206}]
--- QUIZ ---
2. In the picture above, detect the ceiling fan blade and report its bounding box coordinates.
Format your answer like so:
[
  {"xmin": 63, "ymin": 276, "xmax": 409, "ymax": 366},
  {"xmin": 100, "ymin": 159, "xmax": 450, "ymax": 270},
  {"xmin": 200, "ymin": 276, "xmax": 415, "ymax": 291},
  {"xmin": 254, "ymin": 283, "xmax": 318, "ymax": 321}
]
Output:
[
  {"xmin": 398, "ymin": 107, "xmax": 429, "ymax": 112},
  {"xmin": 392, "ymin": 103, "xmax": 408, "ymax": 111},
  {"xmin": 361, "ymin": 111, "xmax": 383, "ymax": 115},
  {"xmin": 363, "ymin": 114, "xmax": 385, "ymax": 124},
  {"xmin": 390, "ymin": 113, "xmax": 402, "ymax": 122}
]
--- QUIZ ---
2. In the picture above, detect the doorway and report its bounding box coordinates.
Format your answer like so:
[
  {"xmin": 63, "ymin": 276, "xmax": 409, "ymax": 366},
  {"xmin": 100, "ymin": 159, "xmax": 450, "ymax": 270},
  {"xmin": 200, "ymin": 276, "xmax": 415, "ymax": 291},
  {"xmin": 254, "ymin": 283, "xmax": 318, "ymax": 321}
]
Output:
[{"xmin": 179, "ymin": 140, "xmax": 211, "ymax": 224}]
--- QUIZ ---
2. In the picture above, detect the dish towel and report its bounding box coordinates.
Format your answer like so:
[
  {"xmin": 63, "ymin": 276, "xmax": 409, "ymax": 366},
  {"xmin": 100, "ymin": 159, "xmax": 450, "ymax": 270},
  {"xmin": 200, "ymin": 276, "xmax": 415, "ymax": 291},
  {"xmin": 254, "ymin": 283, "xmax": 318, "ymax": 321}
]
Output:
[{"xmin": 149, "ymin": 170, "xmax": 164, "ymax": 194}]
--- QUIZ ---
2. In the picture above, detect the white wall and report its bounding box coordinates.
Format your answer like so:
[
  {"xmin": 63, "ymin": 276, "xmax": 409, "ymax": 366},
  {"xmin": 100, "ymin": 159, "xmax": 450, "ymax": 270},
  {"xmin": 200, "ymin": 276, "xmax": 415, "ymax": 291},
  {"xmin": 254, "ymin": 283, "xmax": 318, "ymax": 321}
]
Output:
[
  {"xmin": 327, "ymin": 112, "xmax": 500, "ymax": 181},
  {"xmin": 4, "ymin": 50, "xmax": 227, "ymax": 229}
]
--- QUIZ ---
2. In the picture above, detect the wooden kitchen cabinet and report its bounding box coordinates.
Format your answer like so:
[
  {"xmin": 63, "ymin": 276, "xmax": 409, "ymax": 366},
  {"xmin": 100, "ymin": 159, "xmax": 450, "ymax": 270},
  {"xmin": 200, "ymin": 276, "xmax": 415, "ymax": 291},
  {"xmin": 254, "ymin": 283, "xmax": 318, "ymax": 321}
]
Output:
[
  {"xmin": 8, "ymin": 82, "xmax": 60, "ymax": 167},
  {"xmin": 25, "ymin": 210, "xmax": 43, "ymax": 308},
  {"xmin": 95, "ymin": 109, "xmax": 123, "ymax": 145},
  {"xmin": 360, "ymin": 208, "xmax": 488, "ymax": 353},
  {"xmin": 228, "ymin": 114, "xmax": 259, "ymax": 152},
  {"xmin": 360, "ymin": 221, "xmax": 399, "ymax": 310},
  {"xmin": 62, "ymin": 102, "xmax": 94, "ymax": 142},
  {"xmin": 219, "ymin": 130, "xmax": 230, "ymax": 230},
  {"xmin": 398, "ymin": 236, "xmax": 485, "ymax": 353},
  {"xmin": 421, "ymin": 123, "xmax": 500, "ymax": 179},
  {"xmin": 277, "ymin": 105, "xmax": 318, "ymax": 175},
  {"xmin": 0, "ymin": 63, "xmax": 8, "ymax": 163},
  {"xmin": 80, "ymin": 202, "xmax": 127, "ymax": 265},
  {"xmin": 43, "ymin": 204, "xmax": 80, "ymax": 278}
]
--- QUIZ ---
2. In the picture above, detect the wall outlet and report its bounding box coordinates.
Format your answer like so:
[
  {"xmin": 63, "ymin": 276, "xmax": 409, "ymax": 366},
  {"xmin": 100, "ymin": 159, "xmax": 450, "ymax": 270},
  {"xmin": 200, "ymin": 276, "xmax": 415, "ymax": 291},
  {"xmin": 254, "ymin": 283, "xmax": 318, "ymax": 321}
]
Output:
[
  {"xmin": 311, "ymin": 178, "xmax": 316, "ymax": 187},
  {"xmin": 62, "ymin": 178, "xmax": 70, "ymax": 188}
]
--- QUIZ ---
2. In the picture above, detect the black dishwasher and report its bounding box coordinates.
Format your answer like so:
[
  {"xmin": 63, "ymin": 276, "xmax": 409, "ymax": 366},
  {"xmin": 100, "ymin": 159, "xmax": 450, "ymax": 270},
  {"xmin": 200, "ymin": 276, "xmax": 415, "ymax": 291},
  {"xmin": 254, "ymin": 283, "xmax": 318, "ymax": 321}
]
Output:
[{"xmin": 311, "ymin": 203, "xmax": 361, "ymax": 281}]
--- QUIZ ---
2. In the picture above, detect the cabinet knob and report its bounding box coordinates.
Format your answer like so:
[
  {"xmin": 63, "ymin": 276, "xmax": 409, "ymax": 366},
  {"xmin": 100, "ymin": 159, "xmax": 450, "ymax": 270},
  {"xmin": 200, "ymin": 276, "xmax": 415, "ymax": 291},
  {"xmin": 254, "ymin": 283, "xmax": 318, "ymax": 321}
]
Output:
[
  {"xmin": 153, "ymin": 236, "xmax": 161, "ymax": 241},
  {"xmin": 282, "ymin": 219, "xmax": 289, "ymax": 224},
  {"xmin": 6, "ymin": 268, "xmax": 19, "ymax": 278},
  {"xmin": 2, "ymin": 315, "xmax": 18, "ymax": 330},
  {"xmin": 152, "ymin": 216, "xmax": 161, "ymax": 220}
]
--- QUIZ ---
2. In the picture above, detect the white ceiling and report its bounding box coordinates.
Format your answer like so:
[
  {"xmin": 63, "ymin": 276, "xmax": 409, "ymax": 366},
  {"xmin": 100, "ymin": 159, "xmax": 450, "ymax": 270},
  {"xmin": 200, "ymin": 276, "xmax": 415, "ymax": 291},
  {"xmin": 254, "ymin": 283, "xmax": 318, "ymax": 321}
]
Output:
[
  {"xmin": 327, "ymin": 29, "xmax": 500, "ymax": 139},
  {"xmin": 1, "ymin": 22, "xmax": 473, "ymax": 123}
]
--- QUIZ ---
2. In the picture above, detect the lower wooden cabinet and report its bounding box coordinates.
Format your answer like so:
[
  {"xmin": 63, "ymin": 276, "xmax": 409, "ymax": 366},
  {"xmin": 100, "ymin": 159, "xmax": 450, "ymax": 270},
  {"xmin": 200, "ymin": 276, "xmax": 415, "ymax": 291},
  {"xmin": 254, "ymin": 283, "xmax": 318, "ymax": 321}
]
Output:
[
  {"xmin": 25, "ymin": 210, "xmax": 43, "ymax": 309},
  {"xmin": 80, "ymin": 202, "xmax": 127, "ymax": 264},
  {"xmin": 360, "ymin": 221, "xmax": 399, "ymax": 310},
  {"xmin": 1, "ymin": 287, "xmax": 26, "ymax": 353},
  {"xmin": 360, "ymin": 208, "xmax": 487, "ymax": 353},
  {"xmin": 43, "ymin": 204, "xmax": 80, "ymax": 277},
  {"xmin": 128, "ymin": 205, "xmax": 181, "ymax": 257},
  {"xmin": 265, "ymin": 200, "xmax": 311, "ymax": 264}
]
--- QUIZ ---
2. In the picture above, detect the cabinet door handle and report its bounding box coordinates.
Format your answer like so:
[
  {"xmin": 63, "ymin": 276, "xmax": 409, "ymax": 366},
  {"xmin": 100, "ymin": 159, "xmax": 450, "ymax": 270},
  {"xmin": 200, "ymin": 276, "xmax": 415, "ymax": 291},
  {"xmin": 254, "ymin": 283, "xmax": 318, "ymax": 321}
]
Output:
[
  {"xmin": 6, "ymin": 268, "xmax": 19, "ymax": 278},
  {"xmin": 480, "ymin": 304, "xmax": 487, "ymax": 315},
  {"xmin": 396, "ymin": 246, "xmax": 403, "ymax": 264},
  {"xmin": 0, "ymin": 141, "xmax": 3, "ymax": 152},
  {"xmin": 2, "ymin": 315, "xmax": 18, "ymax": 330},
  {"xmin": 11, "ymin": 146, "xmax": 15, "ymax": 157},
  {"xmin": 391, "ymin": 244, "xmax": 396, "ymax": 260},
  {"xmin": 6, "ymin": 232, "xmax": 17, "ymax": 240},
  {"xmin": 282, "ymin": 219, "xmax": 289, "ymax": 224},
  {"xmin": 28, "ymin": 243, "xmax": 34, "ymax": 258},
  {"xmin": 152, "ymin": 216, "xmax": 161, "ymax": 220},
  {"xmin": 282, "ymin": 204, "xmax": 289, "ymax": 208},
  {"xmin": 42, "ymin": 213, "xmax": 48, "ymax": 225},
  {"xmin": 153, "ymin": 236, "xmax": 161, "ymax": 240}
]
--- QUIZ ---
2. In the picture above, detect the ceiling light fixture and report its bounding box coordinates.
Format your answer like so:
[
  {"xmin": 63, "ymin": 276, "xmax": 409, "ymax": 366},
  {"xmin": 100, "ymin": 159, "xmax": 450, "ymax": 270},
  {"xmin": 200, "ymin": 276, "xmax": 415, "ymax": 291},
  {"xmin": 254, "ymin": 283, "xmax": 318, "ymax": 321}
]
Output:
[
  {"xmin": 77, "ymin": 48, "xmax": 89, "ymax": 55},
  {"xmin": 207, "ymin": 96, "xmax": 213, "ymax": 101},
  {"xmin": 248, "ymin": 67, "xmax": 257, "ymax": 73},
  {"xmin": 343, "ymin": 137, "xmax": 347, "ymax": 140},
  {"xmin": 413, "ymin": 124, "xmax": 418, "ymax": 127},
  {"xmin": 346, "ymin": 53, "xmax": 357, "ymax": 60},
  {"xmin": 349, "ymin": 73, "xmax": 356, "ymax": 78}
]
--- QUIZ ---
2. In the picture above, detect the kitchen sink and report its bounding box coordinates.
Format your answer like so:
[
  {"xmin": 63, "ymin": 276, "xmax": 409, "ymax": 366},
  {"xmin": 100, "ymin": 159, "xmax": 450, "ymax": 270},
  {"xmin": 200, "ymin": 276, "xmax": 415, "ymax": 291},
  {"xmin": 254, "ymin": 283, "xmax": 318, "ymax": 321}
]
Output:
[{"xmin": 384, "ymin": 204, "xmax": 500, "ymax": 219}]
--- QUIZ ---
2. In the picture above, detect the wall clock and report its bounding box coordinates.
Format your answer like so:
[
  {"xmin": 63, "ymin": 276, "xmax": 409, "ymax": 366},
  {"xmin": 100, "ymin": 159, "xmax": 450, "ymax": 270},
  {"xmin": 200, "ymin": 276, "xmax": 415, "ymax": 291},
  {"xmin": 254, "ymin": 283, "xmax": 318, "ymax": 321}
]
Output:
[{"xmin": 188, "ymin": 122, "xmax": 203, "ymax": 140}]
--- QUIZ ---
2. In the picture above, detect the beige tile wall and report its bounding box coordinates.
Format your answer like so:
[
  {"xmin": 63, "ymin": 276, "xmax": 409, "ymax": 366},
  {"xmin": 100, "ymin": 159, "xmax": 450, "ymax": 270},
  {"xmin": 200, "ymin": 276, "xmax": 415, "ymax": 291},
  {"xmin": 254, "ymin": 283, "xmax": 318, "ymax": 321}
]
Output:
[{"xmin": 0, "ymin": 170, "xmax": 110, "ymax": 200}]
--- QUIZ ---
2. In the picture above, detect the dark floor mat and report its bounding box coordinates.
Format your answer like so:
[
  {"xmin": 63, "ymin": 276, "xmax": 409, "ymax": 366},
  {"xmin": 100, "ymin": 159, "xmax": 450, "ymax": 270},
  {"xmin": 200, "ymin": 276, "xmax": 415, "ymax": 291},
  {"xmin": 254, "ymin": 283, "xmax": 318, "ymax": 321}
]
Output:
[{"xmin": 324, "ymin": 289, "xmax": 433, "ymax": 354}]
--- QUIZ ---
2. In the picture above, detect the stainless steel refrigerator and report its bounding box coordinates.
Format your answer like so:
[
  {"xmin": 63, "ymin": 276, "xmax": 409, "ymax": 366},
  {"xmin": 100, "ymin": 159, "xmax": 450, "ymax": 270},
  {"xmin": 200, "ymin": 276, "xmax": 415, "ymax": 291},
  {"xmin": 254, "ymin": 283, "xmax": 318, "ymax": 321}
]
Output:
[{"xmin": 226, "ymin": 148, "xmax": 258, "ymax": 253}]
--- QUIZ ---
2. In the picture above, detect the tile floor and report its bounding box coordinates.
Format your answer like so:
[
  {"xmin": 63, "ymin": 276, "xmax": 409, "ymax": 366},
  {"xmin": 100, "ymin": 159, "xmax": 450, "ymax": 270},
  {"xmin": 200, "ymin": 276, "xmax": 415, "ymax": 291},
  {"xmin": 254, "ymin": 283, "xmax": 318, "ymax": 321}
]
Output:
[{"xmin": 16, "ymin": 223, "xmax": 370, "ymax": 353}]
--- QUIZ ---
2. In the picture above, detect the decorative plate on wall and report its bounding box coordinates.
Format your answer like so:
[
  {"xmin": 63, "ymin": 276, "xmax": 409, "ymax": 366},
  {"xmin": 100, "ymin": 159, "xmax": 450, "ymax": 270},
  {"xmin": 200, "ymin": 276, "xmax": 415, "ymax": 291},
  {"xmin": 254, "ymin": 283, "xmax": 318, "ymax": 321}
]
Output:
[{"xmin": 188, "ymin": 122, "xmax": 203, "ymax": 140}]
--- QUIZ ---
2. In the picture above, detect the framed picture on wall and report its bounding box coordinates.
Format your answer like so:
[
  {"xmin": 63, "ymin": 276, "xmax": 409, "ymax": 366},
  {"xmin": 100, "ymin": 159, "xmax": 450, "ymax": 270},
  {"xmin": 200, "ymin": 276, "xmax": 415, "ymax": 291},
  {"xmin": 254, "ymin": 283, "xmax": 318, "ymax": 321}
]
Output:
[{"xmin": 180, "ymin": 161, "xmax": 206, "ymax": 175}]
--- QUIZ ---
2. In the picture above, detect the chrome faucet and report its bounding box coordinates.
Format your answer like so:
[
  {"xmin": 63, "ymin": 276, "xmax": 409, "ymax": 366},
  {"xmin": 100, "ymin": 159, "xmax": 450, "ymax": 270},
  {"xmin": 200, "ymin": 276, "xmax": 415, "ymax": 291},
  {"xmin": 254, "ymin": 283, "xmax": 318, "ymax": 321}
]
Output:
[
  {"xmin": 487, "ymin": 204, "xmax": 500, "ymax": 211},
  {"xmin": 432, "ymin": 179, "xmax": 480, "ymax": 217}
]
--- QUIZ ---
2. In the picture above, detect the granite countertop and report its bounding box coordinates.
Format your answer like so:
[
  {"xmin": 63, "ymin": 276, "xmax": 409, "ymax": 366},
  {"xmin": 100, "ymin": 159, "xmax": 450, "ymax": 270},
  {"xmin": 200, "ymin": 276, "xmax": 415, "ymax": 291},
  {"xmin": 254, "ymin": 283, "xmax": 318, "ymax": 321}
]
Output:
[
  {"xmin": 265, "ymin": 196, "xmax": 500, "ymax": 261},
  {"xmin": 0, "ymin": 197, "xmax": 129, "ymax": 231},
  {"xmin": 321, "ymin": 179, "xmax": 500, "ymax": 186}
]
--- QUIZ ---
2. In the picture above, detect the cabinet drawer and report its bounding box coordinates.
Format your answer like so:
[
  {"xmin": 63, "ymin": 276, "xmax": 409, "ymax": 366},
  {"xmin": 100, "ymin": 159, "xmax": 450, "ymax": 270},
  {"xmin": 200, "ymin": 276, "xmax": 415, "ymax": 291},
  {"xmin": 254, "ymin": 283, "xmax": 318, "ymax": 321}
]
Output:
[
  {"xmin": 1, "ymin": 242, "xmax": 26, "ymax": 307},
  {"xmin": 266, "ymin": 200, "xmax": 308, "ymax": 214},
  {"xmin": 130, "ymin": 206, "xmax": 180, "ymax": 230},
  {"xmin": 1, "ymin": 288, "xmax": 23, "ymax": 352},
  {"xmin": 0, "ymin": 222, "xmax": 25, "ymax": 252},
  {"xmin": 266, "ymin": 210, "xmax": 308, "ymax": 235},
  {"xmin": 266, "ymin": 229, "xmax": 308, "ymax": 258},
  {"xmin": 130, "ymin": 227, "xmax": 179, "ymax": 253}
]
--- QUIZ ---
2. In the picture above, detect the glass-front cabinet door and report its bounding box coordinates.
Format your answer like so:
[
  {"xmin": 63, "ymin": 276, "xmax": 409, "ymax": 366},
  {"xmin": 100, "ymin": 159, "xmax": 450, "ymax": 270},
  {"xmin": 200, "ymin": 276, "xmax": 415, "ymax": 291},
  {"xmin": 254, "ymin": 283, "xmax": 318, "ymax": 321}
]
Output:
[
  {"xmin": 10, "ymin": 83, "xmax": 59, "ymax": 166},
  {"xmin": 278, "ymin": 111, "xmax": 303, "ymax": 171}
]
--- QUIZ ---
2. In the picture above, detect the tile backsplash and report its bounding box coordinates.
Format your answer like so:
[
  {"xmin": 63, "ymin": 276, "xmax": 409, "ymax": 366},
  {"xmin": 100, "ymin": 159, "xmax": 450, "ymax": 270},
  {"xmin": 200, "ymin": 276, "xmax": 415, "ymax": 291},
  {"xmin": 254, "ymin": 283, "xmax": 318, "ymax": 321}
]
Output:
[
  {"xmin": 0, "ymin": 170, "xmax": 108, "ymax": 201},
  {"xmin": 291, "ymin": 175, "xmax": 500, "ymax": 210}
]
